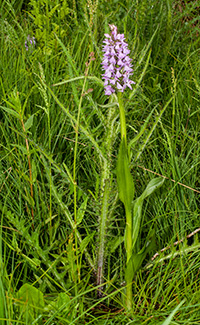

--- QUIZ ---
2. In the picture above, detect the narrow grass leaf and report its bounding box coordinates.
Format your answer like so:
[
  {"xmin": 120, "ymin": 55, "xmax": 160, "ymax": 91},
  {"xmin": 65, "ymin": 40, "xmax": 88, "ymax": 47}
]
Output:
[
  {"xmin": 76, "ymin": 196, "xmax": 88, "ymax": 227},
  {"xmin": 128, "ymin": 105, "xmax": 157, "ymax": 151},
  {"xmin": 48, "ymin": 87, "xmax": 106, "ymax": 161},
  {"xmin": 134, "ymin": 97, "xmax": 173, "ymax": 161},
  {"xmin": 129, "ymin": 49, "xmax": 152, "ymax": 101},
  {"xmin": 0, "ymin": 277, "xmax": 5, "ymax": 325},
  {"xmin": 55, "ymin": 34, "xmax": 79, "ymax": 78},
  {"xmin": 52, "ymin": 75, "xmax": 104, "ymax": 88},
  {"xmin": 138, "ymin": 25, "xmax": 159, "ymax": 66},
  {"xmin": 80, "ymin": 231, "xmax": 95, "ymax": 254},
  {"xmin": 161, "ymin": 300, "xmax": 185, "ymax": 325},
  {"xmin": 55, "ymin": 34, "xmax": 80, "ymax": 107}
]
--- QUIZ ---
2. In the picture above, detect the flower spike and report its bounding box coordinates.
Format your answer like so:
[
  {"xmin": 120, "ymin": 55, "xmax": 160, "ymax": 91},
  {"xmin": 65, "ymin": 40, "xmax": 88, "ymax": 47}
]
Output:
[{"xmin": 102, "ymin": 25, "xmax": 135, "ymax": 95}]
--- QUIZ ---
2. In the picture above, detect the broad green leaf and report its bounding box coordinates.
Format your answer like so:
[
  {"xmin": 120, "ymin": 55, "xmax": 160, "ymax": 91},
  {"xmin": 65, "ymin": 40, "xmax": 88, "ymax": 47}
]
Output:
[
  {"xmin": 132, "ymin": 177, "xmax": 164, "ymax": 250},
  {"xmin": 24, "ymin": 114, "xmax": 34, "ymax": 131},
  {"xmin": 126, "ymin": 229, "xmax": 156, "ymax": 282},
  {"xmin": 17, "ymin": 283, "xmax": 44, "ymax": 320},
  {"xmin": 17, "ymin": 283, "xmax": 44, "ymax": 308},
  {"xmin": 140, "ymin": 177, "xmax": 165, "ymax": 200},
  {"xmin": 117, "ymin": 138, "xmax": 135, "ymax": 210},
  {"xmin": 0, "ymin": 105, "xmax": 20, "ymax": 119}
]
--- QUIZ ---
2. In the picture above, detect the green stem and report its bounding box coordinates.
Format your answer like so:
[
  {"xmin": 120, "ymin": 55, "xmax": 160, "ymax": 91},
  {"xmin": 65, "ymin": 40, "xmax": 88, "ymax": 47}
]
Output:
[
  {"xmin": 73, "ymin": 59, "xmax": 93, "ymax": 286},
  {"xmin": 47, "ymin": 111, "xmax": 52, "ymax": 241},
  {"xmin": 117, "ymin": 92, "xmax": 133, "ymax": 310},
  {"xmin": 73, "ymin": 74, "xmax": 87, "ymax": 285},
  {"xmin": 97, "ymin": 102, "xmax": 116, "ymax": 297},
  {"xmin": 125, "ymin": 206, "xmax": 133, "ymax": 310},
  {"xmin": 118, "ymin": 92, "xmax": 127, "ymax": 145}
]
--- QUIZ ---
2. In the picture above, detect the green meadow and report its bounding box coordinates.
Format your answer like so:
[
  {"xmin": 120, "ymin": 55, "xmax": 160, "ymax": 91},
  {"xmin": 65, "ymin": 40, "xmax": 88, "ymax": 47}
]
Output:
[{"xmin": 0, "ymin": 0, "xmax": 200, "ymax": 323}]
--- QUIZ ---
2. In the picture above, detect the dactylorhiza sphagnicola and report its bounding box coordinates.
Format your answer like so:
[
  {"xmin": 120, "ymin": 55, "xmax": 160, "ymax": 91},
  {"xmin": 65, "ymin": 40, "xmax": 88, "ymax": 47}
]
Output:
[
  {"xmin": 101, "ymin": 26, "xmax": 165, "ymax": 312},
  {"xmin": 101, "ymin": 24, "xmax": 135, "ymax": 96},
  {"xmin": 101, "ymin": 24, "xmax": 135, "ymax": 310}
]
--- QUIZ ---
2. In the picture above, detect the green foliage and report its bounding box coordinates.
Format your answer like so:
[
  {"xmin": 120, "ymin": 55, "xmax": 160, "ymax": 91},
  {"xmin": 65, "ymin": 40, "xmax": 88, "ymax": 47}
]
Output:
[
  {"xmin": 17, "ymin": 284, "xmax": 44, "ymax": 322},
  {"xmin": 27, "ymin": 0, "xmax": 72, "ymax": 55},
  {"xmin": 0, "ymin": 0, "xmax": 200, "ymax": 323}
]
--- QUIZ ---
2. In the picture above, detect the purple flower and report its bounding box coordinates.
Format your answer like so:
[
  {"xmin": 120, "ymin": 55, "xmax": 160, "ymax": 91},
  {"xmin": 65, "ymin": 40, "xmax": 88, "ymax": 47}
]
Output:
[
  {"xmin": 25, "ymin": 35, "xmax": 36, "ymax": 51},
  {"xmin": 104, "ymin": 85, "xmax": 115, "ymax": 96},
  {"xmin": 102, "ymin": 25, "xmax": 135, "ymax": 95}
]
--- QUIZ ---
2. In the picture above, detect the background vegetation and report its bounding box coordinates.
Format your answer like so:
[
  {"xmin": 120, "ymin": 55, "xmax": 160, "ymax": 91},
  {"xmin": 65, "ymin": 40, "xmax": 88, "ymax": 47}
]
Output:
[{"xmin": 0, "ymin": 0, "xmax": 200, "ymax": 323}]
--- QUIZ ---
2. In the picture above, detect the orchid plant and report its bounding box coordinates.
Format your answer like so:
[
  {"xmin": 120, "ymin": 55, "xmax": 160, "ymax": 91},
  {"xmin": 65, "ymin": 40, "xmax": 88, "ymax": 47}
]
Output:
[{"xmin": 100, "ymin": 25, "xmax": 164, "ymax": 310}]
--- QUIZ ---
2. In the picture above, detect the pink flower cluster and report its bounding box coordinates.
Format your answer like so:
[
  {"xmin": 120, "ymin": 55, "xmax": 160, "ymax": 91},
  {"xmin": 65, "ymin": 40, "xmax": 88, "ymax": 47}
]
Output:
[{"xmin": 102, "ymin": 25, "xmax": 135, "ymax": 96}]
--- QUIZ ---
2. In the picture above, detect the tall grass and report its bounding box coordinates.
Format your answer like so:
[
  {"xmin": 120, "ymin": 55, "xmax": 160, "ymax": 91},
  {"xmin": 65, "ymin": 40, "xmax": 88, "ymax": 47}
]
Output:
[{"xmin": 0, "ymin": 0, "xmax": 200, "ymax": 323}]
